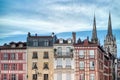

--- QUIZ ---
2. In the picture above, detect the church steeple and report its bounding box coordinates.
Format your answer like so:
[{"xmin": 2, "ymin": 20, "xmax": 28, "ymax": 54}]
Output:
[
  {"xmin": 104, "ymin": 13, "xmax": 117, "ymax": 58},
  {"xmin": 107, "ymin": 12, "xmax": 113, "ymax": 36},
  {"xmin": 91, "ymin": 14, "xmax": 98, "ymax": 44}
]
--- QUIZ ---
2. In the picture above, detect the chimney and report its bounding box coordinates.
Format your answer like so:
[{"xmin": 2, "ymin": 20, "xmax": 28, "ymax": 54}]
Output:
[
  {"xmin": 35, "ymin": 33, "xmax": 37, "ymax": 36},
  {"xmin": 51, "ymin": 32, "xmax": 55, "ymax": 37},
  {"xmin": 72, "ymin": 32, "xmax": 76, "ymax": 44},
  {"xmin": 28, "ymin": 32, "xmax": 31, "ymax": 37}
]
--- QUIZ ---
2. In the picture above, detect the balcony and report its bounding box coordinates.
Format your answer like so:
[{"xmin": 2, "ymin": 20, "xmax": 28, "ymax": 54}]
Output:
[
  {"xmin": 56, "ymin": 65, "xmax": 62, "ymax": 68},
  {"xmin": 79, "ymin": 55, "xmax": 85, "ymax": 59},
  {"xmin": 54, "ymin": 52, "xmax": 73, "ymax": 58},
  {"xmin": 66, "ymin": 65, "xmax": 71, "ymax": 68},
  {"xmin": 89, "ymin": 55, "xmax": 95, "ymax": 59}
]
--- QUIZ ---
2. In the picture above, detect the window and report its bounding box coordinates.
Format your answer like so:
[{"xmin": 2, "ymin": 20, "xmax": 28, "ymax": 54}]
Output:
[
  {"xmin": 57, "ymin": 58, "xmax": 62, "ymax": 68},
  {"xmin": 43, "ymin": 62, "xmax": 49, "ymax": 69},
  {"xmin": 18, "ymin": 64, "xmax": 23, "ymax": 70},
  {"xmin": 3, "ymin": 53, "xmax": 8, "ymax": 60},
  {"xmin": 44, "ymin": 40, "xmax": 49, "ymax": 46},
  {"xmin": 44, "ymin": 52, "xmax": 49, "ymax": 59},
  {"xmin": 66, "ymin": 73, "xmax": 71, "ymax": 80},
  {"xmin": 90, "ymin": 74, "xmax": 95, "ymax": 80},
  {"xmin": 79, "ymin": 50, "xmax": 84, "ymax": 58},
  {"xmin": 89, "ymin": 50, "xmax": 94, "ymax": 58},
  {"xmin": 33, "ymin": 40, "xmax": 38, "ymax": 47},
  {"xmin": 32, "ymin": 52, "xmax": 38, "ymax": 59},
  {"xmin": 79, "ymin": 61, "xmax": 84, "ymax": 70},
  {"xmin": 11, "ymin": 53, "xmax": 15, "ymax": 60},
  {"xmin": 68, "ymin": 39, "xmax": 72, "ymax": 43},
  {"xmin": 3, "ymin": 74, "xmax": 7, "ymax": 80},
  {"xmin": 11, "ymin": 74, "xmax": 16, "ymax": 80},
  {"xmin": 58, "ymin": 47, "xmax": 62, "ymax": 56},
  {"xmin": 18, "ymin": 53, "xmax": 23, "ymax": 60},
  {"xmin": 32, "ymin": 62, "xmax": 38, "ymax": 69},
  {"xmin": 11, "ymin": 64, "xmax": 17, "ymax": 70},
  {"xmin": 80, "ymin": 74, "xmax": 85, "ymax": 80},
  {"xmin": 4, "ymin": 64, "xmax": 8, "ymax": 70},
  {"xmin": 90, "ymin": 61, "xmax": 95, "ymax": 70},
  {"xmin": 66, "ymin": 47, "xmax": 70, "ymax": 55},
  {"xmin": 57, "ymin": 73, "xmax": 62, "ymax": 80},
  {"xmin": 59, "ymin": 39, "xmax": 63, "ymax": 43},
  {"xmin": 33, "ymin": 74, "xmax": 37, "ymax": 80},
  {"xmin": 66, "ymin": 58, "xmax": 71, "ymax": 68},
  {"xmin": 44, "ymin": 74, "xmax": 48, "ymax": 80}
]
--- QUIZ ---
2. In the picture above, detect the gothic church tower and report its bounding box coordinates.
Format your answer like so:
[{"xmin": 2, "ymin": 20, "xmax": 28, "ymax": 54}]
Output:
[
  {"xmin": 104, "ymin": 13, "xmax": 117, "ymax": 58},
  {"xmin": 91, "ymin": 14, "xmax": 99, "ymax": 44}
]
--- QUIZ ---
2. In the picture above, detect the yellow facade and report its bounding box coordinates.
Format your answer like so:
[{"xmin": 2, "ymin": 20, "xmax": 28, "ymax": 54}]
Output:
[{"xmin": 27, "ymin": 47, "xmax": 54, "ymax": 80}]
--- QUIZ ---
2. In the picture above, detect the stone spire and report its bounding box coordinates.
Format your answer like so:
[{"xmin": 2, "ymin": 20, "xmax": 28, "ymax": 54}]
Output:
[
  {"xmin": 91, "ymin": 14, "xmax": 98, "ymax": 44},
  {"xmin": 104, "ymin": 13, "xmax": 117, "ymax": 58},
  {"xmin": 107, "ymin": 12, "xmax": 113, "ymax": 36}
]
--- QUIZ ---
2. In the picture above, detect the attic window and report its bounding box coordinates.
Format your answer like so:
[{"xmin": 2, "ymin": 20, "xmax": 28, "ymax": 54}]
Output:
[
  {"xmin": 68, "ymin": 39, "xmax": 71, "ymax": 43},
  {"xmin": 59, "ymin": 39, "xmax": 63, "ymax": 43},
  {"xmin": 19, "ymin": 44, "xmax": 23, "ymax": 48},
  {"xmin": 11, "ymin": 44, "xmax": 16, "ymax": 48}
]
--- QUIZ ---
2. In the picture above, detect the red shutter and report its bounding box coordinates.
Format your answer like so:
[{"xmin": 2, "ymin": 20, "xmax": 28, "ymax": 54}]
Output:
[
  {"xmin": 19, "ymin": 64, "xmax": 23, "ymax": 70},
  {"xmin": 18, "ymin": 53, "xmax": 23, "ymax": 60},
  {"xmin": 8, "ymin": 53, "xmax": 10, "ymax": 60},
  {"xmin": 1, "ymin": 74, "xmax": 3, "ymax": 80},
  {"xmin": 18, "ymin": 74, "xmax": 23, "ymax": 80},
  {"xmin": 1, "ymin": 53, "xmax": 3, "ymax": 60},
  {"xmin": 1, "ymin": 64, "xmax": 3, "ymax": 70}
]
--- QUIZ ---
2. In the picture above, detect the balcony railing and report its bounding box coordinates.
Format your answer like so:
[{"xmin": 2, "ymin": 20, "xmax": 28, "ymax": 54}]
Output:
[
  {"xmin": 89, "ymin": 67, "xmax": 95, "ymax": 70},
  {"xmin": 79, "ymin": 55, "xmax": 85, "ymax": 59},
  {"xmin": 89, "ymin": 55, "xmax": 95, "ymax": 59},
  {"xmin": 56, "ymin": 65, "xmax": 62, "ymax": 68},
  {"xmin": 66, "ymin": 65, "xmax": 71, "ymax": 68},
  {"xmin": 54, "ymin": 52, "xmax": 73, "ymax": 58}
]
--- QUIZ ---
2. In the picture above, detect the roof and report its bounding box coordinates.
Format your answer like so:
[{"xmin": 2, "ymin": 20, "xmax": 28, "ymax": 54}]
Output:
[
  {"xmin": 0, "ymin": 42, "xmax": 26, "ymax": 50},
  {"xmin": 74, "ymin": 39, "xmax": 98, "ymax": 47}
]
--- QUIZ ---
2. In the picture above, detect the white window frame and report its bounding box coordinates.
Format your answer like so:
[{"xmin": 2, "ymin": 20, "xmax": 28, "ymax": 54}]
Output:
[
  {"xmin": 89, "ymin": 50, "xmax": 94, "ymax": 58},
  {"xmin": 57, "ymin": 73, "xmax": 62, "ymax": 80},
  {"xmin": 79, "ymin": 61, "xmax": 84, "ymax": 69},
  {"xmin": 90, "ymin": 61, "xmax": 95, "ymax": 70},
  {"xmin": 79, "ymin": 50, "xmax": 84, "ymax": 58},
  {"xmin": 57, "ymin": 58, "xmax": 62, "ymax": 68},
  {"xmin": 66, "ymin": 58, "xmax": 71, "ymax": 68},
  {"xmin": 90, "ymin": 74, "xmax": 95, "ymax": 80}
]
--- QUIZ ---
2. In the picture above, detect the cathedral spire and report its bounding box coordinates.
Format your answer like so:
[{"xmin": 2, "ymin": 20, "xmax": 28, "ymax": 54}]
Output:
[
  {"xmin": 107, "ymin": 12, "xmax": 113, "ymax": 36},
  {"xmin": 104, "ymin": 13, "xmax": 117, "ymax": 58},
  {"xmin": 91, "ymin": 14, "xmax": 98, "ymax": 44}
]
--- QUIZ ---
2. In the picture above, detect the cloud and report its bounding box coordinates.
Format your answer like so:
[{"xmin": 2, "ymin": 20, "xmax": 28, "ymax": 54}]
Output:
[{"xmin": 0, "ymin": 0, "xmax": 120, "ymax": 38}]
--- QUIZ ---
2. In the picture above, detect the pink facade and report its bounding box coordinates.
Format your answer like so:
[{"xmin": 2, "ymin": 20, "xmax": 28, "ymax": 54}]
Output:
[
  {"xmin": 0, "ymin": 42, "xmax": 27, "ymax": 80},
  {"xmin": 74, "ymin": 39, "xmax": 112, "ymax": 80}
]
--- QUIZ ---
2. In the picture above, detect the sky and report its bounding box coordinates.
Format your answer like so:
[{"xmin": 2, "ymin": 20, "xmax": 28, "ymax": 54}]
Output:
[
  {"xmin": 0, "ymin": 0, "xmax": 120, "ymax": 56},
  {"xmin": 0, "ymin": 0, "xmax": 120, "ymax": 37}
]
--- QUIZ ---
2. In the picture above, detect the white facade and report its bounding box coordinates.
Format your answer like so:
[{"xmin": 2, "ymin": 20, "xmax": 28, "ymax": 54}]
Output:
[{"xmin": 54, "ymin": 38, "xmax": 74, "ymax": 80}]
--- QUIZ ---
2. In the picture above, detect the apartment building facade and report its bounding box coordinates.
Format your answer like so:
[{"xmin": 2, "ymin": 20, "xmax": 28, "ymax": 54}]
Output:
[
  {"xmin": 27, "ymin": 32, "xmax": 56, "ymax": 80},
  {"xmin": 53, "ymin": 38, "xmax": 74, "ymax": 80},
  {"xmin": 0, "ymin": 42, "xmax": 27, "ymax": 80}
]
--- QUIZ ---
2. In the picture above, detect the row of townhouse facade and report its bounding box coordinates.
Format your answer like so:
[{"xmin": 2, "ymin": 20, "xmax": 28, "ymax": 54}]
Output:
[{"xmin": 0, "ymin": 13, "xmax": 118, "ymax": 80}]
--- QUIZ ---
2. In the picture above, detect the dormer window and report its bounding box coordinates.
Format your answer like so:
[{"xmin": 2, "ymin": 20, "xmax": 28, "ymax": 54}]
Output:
[
  {"xmin": 44, "ymin": 40, "xmax": 49, "ymax": 46},
  {"xmin": 59, "ymin": 39, "xmax": 63, "ymax": 43},
  {"xmin": 19, "ymin": 44, "xmax": 23, "ymax": 48},
  {"xmin": 11, "ymin": 44, "xmax": 16, "ymax": 48},
  {"xmin": 33, "ymin": 40, "xmax": 38, "ymax": 47},
  {"xmin": 67, "ymin": 39, "xmax": 72, "ymax": 43}
]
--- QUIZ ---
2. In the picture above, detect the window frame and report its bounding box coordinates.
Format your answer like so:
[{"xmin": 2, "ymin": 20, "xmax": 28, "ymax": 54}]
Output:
[
  {"xmin": 79, "ymin": 50, "xmax": 84, "ymax": 58},
  {"xmin": 32, "ymin": 52, "xmax": 38, "ymax": 59},
  {"xmin": 44, "ymin": 74, "xmax": 48, "ymax": 80},
  {"xmin": 79, "ymin": 61, "xmax": 84, "ymax": 70}
]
